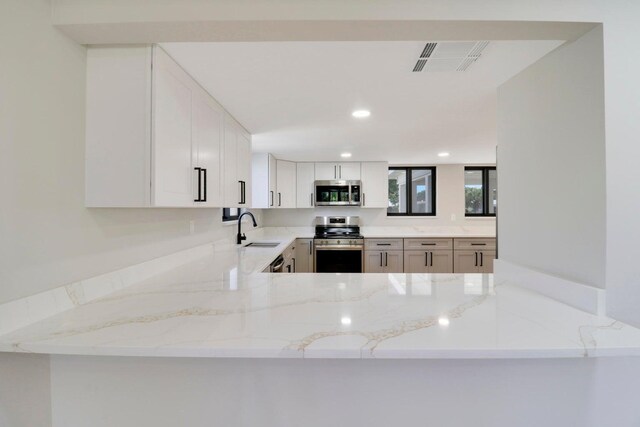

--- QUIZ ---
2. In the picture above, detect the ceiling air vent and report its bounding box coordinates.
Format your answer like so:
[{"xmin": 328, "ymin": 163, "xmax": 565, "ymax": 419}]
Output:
[{"xmin": 412, "ymin": 41, "xmax": 490, "ymax": 73}]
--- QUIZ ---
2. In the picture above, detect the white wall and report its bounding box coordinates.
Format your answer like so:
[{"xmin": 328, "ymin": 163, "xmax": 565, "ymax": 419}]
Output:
[
  {"xmin": 0, "ymin": 354, "xmax": 51, "ymax": 427},
  {"xmin": 50, "ymin": 356, "xmax": 640, "ymax": 427},
  {"xmin": 0, "ymin": 0, "xmax": 261, "ymax": 305},
  {"xmin": 497, "ymin": 26, "xmax": 606, "ymax": 289},
  {"xmin": 263, "ymin": 164, "xmax": 496, "ymax": 228}
]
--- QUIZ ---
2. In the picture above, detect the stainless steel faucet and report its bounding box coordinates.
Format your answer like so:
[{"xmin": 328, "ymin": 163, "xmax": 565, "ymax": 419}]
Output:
[{"xmin": 237, "ymin": 211, "xmax": 258, "ymax": 244}]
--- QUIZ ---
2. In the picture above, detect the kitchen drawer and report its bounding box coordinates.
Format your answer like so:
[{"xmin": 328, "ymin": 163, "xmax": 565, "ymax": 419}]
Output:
[
  {"xmin": 404, "ymin": 238, "xmax": 453, "ymax": 250},
  {"xmin": 365, "ymin": 238, "xmax": 403, "ymax": 251},
  {"xmin": 453, "ymin": 238, "xmax": 496, "ymax": 251}
]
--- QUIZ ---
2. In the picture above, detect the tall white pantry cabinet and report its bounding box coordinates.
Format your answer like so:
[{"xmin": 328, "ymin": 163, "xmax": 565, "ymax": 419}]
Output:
[{"xmin": 85, "ymin": 45, "xmax": 251, "ymax": 208}]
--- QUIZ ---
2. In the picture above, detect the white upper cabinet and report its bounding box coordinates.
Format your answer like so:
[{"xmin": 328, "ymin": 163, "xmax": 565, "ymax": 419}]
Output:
[
  {"xmin": 251, "ymin": 153, "xmax": 277, "ymax": 208},
  {"xmin": 276, "ymin": 160, "xmax": 296, "ymax": 208},
  {"xmin": 360, "ymin": 162, "xmax": 389, "ymax": 208},
  {"xmin": 190, "ymin": 85, "xmax": 224, "ymax": 207},
  {"xmin": 222, "ymin": 115, "xmax": 252, "ymax": 208},
  {"xmin": 314, "ymin": 162, "xmax": 361, "ymax": 180},
  {"xmin": 252, "ymin": 154, "xmax": 296, "ymax": 208},
  {"xmin": 152, "ymin": 50, "xmax": 194, "ymax": 206},
  {"xmin": 337, "ymin": 162, "xmax": 361, "ymax": 180},
  {"xmin": 296, "ymin": 163, "xmax": 315, "ymax": 208},
  {"xmin": 85, "ymin": 45, "xmax": 247, "ymax": 208}
]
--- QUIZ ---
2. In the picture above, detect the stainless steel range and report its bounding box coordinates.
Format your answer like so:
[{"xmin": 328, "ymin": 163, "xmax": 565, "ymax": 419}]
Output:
[{"xmin": 314, "ymin": 216, "xmax": 364, "ymax": 273}]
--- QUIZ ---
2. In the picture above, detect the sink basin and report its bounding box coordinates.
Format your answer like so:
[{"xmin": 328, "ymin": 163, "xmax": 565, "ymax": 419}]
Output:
[{"xmin": 244, "ymin": 242, "xmax": 280, "ymax": 248}]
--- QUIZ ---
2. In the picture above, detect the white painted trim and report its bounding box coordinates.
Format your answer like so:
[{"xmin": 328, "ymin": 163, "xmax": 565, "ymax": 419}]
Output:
[{"xmin": 494, "ymin": 259, "xmax": 605, "ymax": 316}]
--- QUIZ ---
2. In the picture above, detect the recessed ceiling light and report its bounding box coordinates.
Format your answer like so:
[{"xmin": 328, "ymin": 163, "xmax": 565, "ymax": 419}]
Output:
[
  {"xmin": 352, "ymin": 110, "xmax": 371, "ymax": 118},
  {"xmin": 341, "ymin": 152, "xmax": 352, "ymax": 158},
  {"xmin": 438, "ymin": 316, "xmax": 450, "ymax": 327},
  {"xmin": 438, "ymin": 152, "xmax": 450, "ymax": 157}
]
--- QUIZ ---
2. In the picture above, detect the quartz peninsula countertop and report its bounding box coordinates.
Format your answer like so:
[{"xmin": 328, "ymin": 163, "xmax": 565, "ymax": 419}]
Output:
[{"xmin": 2, "ymin": 226, "xmax": 640, "ymax": 359}]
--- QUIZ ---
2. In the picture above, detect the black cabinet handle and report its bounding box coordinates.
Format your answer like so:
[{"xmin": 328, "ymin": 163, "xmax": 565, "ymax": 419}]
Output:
[
  {"xmin": 377, "ymin": 243, "xmax": 392, "ymax": 246},
  {"xmin": 471, "ymin": 243, "xmax": 487, "ymax": 246},
  {"xmin": 270, "ymin": 190, "xmax": 274, "ymax": 207},
  {"xmin": 430, "ymin": 252, "xmax": 433, "ymax": 267},
  {"xmin": 238, "ymin": 181, "xmax": 243, "ymax": 204},
  {"xmin": 425, "ymin": 252, "xmax": 428, "ymax": 267},
  {"xmin": 292, "ymin": 257, "xmax": 296, "ymax": 273},
  {"xmin": 385, "ymin": 252, "xmax": 388, "ymax": 267},
  {"xmin": 475, "ymin": 252, "xmax": 478, "ymax": 267},
  {"xmin": 379, "ymin": 252, "xmax": 383, "ymax": 267},
  {"xmin": 309, "ymin": 241, "xmax": 312, "ymax": 255},
  {"xmin": 194, "ymin": 167, "xmax": 203, "ymax": 202},
  {"xmin": 202, "ymin": 168, "xmax": 207, "ymax": 202},
  {"xmin": 480, "ymin": 252, "xmax": 484, "ymax": 267},
  {"xmin": 334, "ymin": 165, "xmax": 337, "ymax": 179},
  {"xmin": 310, "ymin": 193, "xmax": 313, "ymax": 206},
  {"xmin": 278, "ymin": 192, "xmax": 282, "ymax": 207},
  {"xmin": 421, "ymin": 243, "xmax": 436, "ymax": 246},
  {"xmin": 242, "ymin": 181, "xmax": 246, "ymax": 204},
  {"xmin": 339, "ymin": 165, "xmax": 342, "ymax": 178}
]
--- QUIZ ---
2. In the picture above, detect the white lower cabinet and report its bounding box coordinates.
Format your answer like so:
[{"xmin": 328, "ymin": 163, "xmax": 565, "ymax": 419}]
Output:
[
  {"xmin": 295, "ymin": 239, "xmax": 314, "ymax": 272},
  {"xmin": 361, "ymin": 162, "xmax": 389, "ymax": 208},
  {"xmin": 85, "ymin": 44, "xmax": 248, "ymax": 208}
]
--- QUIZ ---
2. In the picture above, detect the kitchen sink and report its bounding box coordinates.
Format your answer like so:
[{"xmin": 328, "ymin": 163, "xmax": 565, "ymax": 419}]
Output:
[{"xmin": 244, "ymin": 242, "xmax": 280, "ymax": 248}]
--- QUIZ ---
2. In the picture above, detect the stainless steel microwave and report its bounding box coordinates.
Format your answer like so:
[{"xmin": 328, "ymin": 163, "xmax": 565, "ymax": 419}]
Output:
[{"xmin": 314, "ymin": 180, "xmax": 361, "ymax": 206}]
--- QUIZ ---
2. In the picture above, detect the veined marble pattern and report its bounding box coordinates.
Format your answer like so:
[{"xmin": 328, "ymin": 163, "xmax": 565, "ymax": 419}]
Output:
[{"xmin": 2, "ymin": 258, "xmax": 640, "ymax": 358}]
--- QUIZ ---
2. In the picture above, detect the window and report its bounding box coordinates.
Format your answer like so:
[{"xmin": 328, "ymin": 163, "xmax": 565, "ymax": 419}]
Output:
[
  {"xmin": 388, "ymin": 167, "xmax": 436, "ymax": 216},
  {"xmin": 222, "ymin": 208, "xmax": 244, "ymax": 222},
  {"xmin": 464, "ymin": 167, "xmax": 497, "ymax": 216}
]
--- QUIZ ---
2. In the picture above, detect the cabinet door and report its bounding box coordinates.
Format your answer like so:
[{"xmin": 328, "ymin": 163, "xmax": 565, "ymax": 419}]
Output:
[
  {"xmin": 237, "ymin": 129, "xmax": 252, "ymax": 207},
  {"xmin": 384, "ymin": 250, "xmax": 404, "ymax": 273},
  {"xmin": 478, "ymin": 250, "xmax": 496, "ymax": 274},
  {"xmin": 152, "ymin": 50, "xmax": 194, "ymax": 207},
  {"xmin": 404, "ymin": 251, "xmax": 430, "ymax": 273},
  {"xmin": 296, "ymin": 163, "xmax": 315, "ymax": 208},
  {"xmin": 453, "ymin": 250, "xmax": 480, "ymax": 274},
  {"xmin": 276, "ymin": 160, "xmax": 296, "ymax": 208},
  {"xmin": 364, "ymin": 251, "xmax": 386, "ymax": 273},
  {"xmin": 223, "ymin": 116, "xmax": 239, "ymax": 207},
  {"xmin": 315, "ymin": 163, "xmax": 338, "ymax": 180},
  {"xmin": 361, "ymin": 162, "xmax": 389, "ymax": 208},
  {"xmin": 430, "ymin": 251, "xmax": 454, "ymax": 273},
  {"xmin": 268, "ymin": 154, "xmax": 277, "ymax": 208},
  {"xmin": 192, "ymin": 89, "xmax": 223, "ymax": 207},
  {"xmin": 338, "ymin": 162, "xmax": 361, "ymax": 180},
  {"xmin": 295, "ymin": 239, "xmax": 314, "ymax": 272}
]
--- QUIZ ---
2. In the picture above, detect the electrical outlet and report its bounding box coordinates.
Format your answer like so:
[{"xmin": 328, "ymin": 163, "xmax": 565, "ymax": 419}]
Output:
[{"xmin": 189, "ymin": 220, "xmax": 195, "ymax": 234}]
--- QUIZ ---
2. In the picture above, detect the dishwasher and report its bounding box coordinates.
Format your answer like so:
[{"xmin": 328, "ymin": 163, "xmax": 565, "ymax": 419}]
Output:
[{"xmin": 269, "ymin": 255, "xmax": 285, "ymax": 273}]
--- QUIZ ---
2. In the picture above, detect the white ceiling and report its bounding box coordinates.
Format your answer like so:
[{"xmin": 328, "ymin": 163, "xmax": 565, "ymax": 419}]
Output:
[{"xmin": 162, "ymin": 40, "xmax": 563, "ymax": 164}]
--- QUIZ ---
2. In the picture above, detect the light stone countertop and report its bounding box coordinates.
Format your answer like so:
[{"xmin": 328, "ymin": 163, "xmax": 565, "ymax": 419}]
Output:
[{"xmin": 2, "ymin": 227, "xmax": 640, "ymax": 359}]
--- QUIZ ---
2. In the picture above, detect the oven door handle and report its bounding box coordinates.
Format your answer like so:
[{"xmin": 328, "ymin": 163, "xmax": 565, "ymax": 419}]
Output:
[{"xmin": 315, "ymin": 245, "xmax": 364, "ymax": 250}]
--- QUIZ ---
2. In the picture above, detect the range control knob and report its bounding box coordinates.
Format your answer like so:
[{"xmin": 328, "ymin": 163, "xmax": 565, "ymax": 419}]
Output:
[{"xmin": 337, "ymin": 240, "xmax": 341, "ymax": 244}]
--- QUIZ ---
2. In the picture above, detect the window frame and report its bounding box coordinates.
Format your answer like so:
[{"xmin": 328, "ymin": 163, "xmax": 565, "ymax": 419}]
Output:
[
  {"xmin": 387, "ymin": 166, "xmax": 437, "ymax": 217},
  {"xmin": 464, "ymin": 166, "xmax": 496, "ymax": 217},
  {"xmin": 222, "ymin": 208, "xmax": 242, "ymax": 222}
]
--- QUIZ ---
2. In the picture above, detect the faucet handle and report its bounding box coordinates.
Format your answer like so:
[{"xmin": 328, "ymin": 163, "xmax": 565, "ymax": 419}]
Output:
[{"xmin": 240, "ymin": 233, "xmax": 247, "ymax": 241}]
